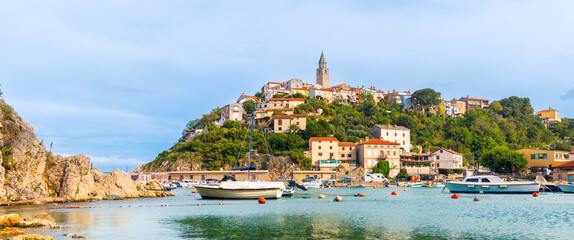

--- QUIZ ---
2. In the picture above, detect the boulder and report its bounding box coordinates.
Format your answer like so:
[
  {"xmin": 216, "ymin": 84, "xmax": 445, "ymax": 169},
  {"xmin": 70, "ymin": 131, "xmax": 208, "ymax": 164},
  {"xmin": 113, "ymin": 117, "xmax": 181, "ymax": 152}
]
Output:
[
  {"xmin": 0, "ymin": 213, "xmax": 23, "ymax": 227},
  {"xmin": 14, "ymin": 219, "xmax": 55, "ymax": 228}
]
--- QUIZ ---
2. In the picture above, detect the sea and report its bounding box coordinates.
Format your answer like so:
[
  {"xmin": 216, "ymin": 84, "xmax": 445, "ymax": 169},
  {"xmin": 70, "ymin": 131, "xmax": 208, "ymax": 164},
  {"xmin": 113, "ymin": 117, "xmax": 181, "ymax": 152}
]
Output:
[{"xmin": 2, "ymin": 187, "xmax": 574, "ymax": 240}]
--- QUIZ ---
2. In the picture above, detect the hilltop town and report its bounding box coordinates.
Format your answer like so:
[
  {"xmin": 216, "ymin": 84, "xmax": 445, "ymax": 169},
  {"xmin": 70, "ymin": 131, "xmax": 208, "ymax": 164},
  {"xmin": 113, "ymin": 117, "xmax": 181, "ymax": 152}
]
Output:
[{"xmin": 136, "ymin": 53, "xmax": 574, "ymax": 183}]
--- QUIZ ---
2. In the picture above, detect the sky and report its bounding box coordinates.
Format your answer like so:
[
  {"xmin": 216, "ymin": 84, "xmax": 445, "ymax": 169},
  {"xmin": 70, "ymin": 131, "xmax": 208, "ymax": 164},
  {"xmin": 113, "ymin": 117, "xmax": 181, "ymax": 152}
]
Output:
[{"xmin": 1, "ymin": 1, "xmax": 573, "ymax": 172}]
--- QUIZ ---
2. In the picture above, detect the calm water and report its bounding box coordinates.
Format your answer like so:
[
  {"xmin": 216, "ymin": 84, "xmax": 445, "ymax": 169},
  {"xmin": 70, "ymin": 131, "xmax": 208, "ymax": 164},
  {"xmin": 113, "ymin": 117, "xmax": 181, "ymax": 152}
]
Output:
[{"xmin": 2, "ymin": 187, "xmax": 574, "ymax": 239}]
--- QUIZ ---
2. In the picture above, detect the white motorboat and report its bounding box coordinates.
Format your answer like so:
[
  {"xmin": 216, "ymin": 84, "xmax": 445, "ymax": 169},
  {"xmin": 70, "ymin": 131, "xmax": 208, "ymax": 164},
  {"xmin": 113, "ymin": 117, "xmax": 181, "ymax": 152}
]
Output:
[
  {"xmin": 282, "ymin": 187, "xmax": 296, "ymax": 196},
  {"xmin": 301, "ymin": 178, "xmax": 323, "ymax": 189},
  {"xmin": 195, "ymin": 181, "xmax": 285, "ymax": 199},
  {"xmin": 558, "ymin": 183, "xmax": 574, "ymax": 193},
  {"xmin": 429, "ymin": 182, "xmax": 445, "ymax": 188},
  {"xmin": 195, "ymin": 104, "xmax": 285, "ymax": 199},
  {"xmin": 405, "ymin": 178, "xmax": 423, "ymax": 187},
  {"xmin": 444, "ymin": 175, "xmax": 540, "ymax": 194},
  {"xmin": 181, "ymin": 180, "xmax": 202, "ymax": 188}
]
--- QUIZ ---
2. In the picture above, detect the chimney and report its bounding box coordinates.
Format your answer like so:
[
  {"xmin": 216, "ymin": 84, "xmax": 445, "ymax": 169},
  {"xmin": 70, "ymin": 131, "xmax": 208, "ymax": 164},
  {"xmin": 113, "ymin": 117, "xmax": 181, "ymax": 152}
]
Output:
[{"xmin": 365, "ymin": 137, "xmax": 369, "ymax": 141}]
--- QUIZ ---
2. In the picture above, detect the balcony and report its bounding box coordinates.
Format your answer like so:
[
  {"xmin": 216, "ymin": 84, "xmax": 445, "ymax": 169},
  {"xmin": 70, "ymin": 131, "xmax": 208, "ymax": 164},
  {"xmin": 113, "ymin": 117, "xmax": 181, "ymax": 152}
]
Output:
[{"xmin": 319, "ymin": 160, "xmax": 341, "ymax": 168}]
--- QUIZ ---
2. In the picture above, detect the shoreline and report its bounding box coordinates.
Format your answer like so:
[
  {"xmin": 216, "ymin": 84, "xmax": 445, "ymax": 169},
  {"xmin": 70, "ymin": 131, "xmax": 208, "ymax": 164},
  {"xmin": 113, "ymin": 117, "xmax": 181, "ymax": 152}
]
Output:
[{"xmin": 0, "ymin": 194, "xmax": 174, "ymax": 207}]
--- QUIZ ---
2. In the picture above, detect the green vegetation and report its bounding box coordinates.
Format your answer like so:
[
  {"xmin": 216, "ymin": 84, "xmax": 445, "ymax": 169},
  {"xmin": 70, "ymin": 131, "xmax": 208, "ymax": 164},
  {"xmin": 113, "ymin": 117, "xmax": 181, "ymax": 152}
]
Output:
[
  {"xmin": 479, "ymin": 146, "xmax": 528, "ymax": 173},
  {"xmin": 144, "ymin": 90, "xmax": 574, "ymax": 172},
  {"xmin": 371, "ymin": 160, "xmax": 390, "ymax": 177}
]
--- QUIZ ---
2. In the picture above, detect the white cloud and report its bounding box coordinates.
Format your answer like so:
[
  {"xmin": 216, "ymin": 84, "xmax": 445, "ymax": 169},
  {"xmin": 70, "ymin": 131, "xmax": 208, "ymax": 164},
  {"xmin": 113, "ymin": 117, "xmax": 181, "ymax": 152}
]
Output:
[{"xmin": 60, "ymin": 152, "xmax": 146, "ymax": 172}]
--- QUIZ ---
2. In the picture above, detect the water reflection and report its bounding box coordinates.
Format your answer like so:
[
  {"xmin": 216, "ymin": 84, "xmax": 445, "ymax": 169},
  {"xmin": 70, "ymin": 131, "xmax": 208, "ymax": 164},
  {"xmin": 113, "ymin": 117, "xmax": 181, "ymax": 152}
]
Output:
[{"xmin": 172, "ymin": 214, "xmax": 458, "ymax": 239}]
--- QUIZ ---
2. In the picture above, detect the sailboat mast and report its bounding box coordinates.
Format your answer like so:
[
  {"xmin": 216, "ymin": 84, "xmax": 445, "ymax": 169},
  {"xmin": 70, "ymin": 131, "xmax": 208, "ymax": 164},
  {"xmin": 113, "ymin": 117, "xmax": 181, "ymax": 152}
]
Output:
[{"xmin": 248, "ymin": 103, "xmax": 255, "ymax": 180}]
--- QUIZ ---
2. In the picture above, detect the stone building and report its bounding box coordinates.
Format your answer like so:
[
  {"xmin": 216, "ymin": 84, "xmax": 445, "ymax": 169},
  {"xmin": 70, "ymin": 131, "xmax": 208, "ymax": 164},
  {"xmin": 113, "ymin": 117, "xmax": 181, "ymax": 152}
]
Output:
[
  {"xmin": 316, "ymin": 52, "xmax": 329, "ymax": 88},
  {"xmin": 356, "ymin": 138, "xmax": 401, "ymax": 177}
]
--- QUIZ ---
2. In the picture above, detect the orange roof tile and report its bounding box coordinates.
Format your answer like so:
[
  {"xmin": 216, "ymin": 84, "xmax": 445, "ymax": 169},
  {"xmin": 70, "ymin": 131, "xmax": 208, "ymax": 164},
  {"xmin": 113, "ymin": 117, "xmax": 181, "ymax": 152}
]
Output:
[
  {"xmin": 274, "ymin": 115, "xmax": 291, "ymax": 119},
  {"xmin": 310, "ymin": 137, "xmax": 338, "ymax": 141},
  {"xmin": 439, "ymin": 148, "xmax": 463, "ymax": 155},
  {"xmin": 570, "ymin": 149, "xmax": 574, "ymax": 154},
  {"xmin": 268, "ymin": 82, "xmax": 283, "ymax": 85},
  {"xmin": 360, "ymin": 139, "xmax": 400, "ymax": 145},
  {"xmin": 291, "ymin": 114, "xmax": 307, "ymax": 117},
  {"xmin": 338, "ymin": 142, "xmax": 355, "ymax": 146},
  {"xmin": 292, "ymin": 88, "xmax": 309, "ymax": 90},
  {"xmin": 552, "ymin": 161, "xmax": 574, "ymax": 168},
  {"xmin": 269, "ymin": 98, "xmax": 305, "ymax": 101},
  {"xmin": 536, "ymin": 108, "xmax": 558, "ymax": 114}
]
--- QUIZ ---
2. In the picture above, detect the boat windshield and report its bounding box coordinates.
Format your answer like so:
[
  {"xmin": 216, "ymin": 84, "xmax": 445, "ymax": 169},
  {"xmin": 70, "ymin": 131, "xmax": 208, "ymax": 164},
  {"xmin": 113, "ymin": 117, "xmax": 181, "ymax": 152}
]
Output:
[
  {"xmin": 482, "ymin": 178, "xmax": 491, "ymax": 182},
  {"xmin": 465, "ymin": 178, "xmax": 479, "ymax": 182}
]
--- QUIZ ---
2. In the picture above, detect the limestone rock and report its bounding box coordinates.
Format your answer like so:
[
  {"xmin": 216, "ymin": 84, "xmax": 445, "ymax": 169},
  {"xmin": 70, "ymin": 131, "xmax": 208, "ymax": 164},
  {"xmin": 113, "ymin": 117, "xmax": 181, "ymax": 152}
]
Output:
[
  {"xmin": 0, "ymin": 227, "xmax": 25, "ymax": 235},
  {"xmin": 0, "ymin": 213, "xmax": 23, "ymax": 227},
  {"xmin": 9, "ymin": 234, "xmax": 55, "ymax": 240},
  {"xmin": 14, "ymin": 219, "xmax": 55, "ymax": 228}
]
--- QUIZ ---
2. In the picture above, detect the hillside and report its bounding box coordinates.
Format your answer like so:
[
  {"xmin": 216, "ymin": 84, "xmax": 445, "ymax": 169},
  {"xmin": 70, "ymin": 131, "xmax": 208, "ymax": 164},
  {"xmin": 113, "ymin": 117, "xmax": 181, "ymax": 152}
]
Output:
[{"xmin": 138, "ymin": 93, "xmax": 574, "ymax": 173}]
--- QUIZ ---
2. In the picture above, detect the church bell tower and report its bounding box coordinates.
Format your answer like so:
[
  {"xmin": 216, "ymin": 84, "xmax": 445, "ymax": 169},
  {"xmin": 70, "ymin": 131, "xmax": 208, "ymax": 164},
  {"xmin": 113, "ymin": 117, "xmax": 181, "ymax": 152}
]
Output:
[{"xmin": 316, "ymin": 52, "xmax": 329, "ymax": 88}]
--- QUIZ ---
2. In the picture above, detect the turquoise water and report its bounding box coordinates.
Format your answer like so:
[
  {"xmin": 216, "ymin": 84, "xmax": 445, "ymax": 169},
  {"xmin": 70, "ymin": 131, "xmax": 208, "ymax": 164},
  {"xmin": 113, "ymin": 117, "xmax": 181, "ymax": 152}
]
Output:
[{"xmin": 2, "ymin": 187, "xmax": 574, "ymax": 239}]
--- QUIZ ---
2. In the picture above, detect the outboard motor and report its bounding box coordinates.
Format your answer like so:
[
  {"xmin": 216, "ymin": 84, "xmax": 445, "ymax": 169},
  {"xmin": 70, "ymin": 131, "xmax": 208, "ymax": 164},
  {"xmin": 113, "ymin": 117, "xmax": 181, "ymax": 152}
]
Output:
[
  {"xmin": 288, "ymin": 180, "xmax": 308, "ymax": 191},
  {"xmin": 221, "ymin": 175, "xmax": 237, "ymax": 182}
]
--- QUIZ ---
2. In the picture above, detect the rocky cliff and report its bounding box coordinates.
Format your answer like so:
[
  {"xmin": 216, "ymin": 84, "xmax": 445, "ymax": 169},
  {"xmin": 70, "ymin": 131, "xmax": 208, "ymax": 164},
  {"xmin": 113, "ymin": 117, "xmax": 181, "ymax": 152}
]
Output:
[{"xmin": 0, "ymin": 99, "xmax": 172, "ymax": 204}]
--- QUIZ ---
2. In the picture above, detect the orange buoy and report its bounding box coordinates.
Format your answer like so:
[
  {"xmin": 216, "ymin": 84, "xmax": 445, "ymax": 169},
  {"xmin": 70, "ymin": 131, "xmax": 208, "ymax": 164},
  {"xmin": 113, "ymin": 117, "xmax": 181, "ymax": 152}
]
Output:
[
  {"xmin": 391, "ymin": 191, "xmax": 397, "ymax": 195},
  {"xmin": 219, "ymin": 203, "xmax": 224, "ymax": 205},
  {"xmin": 358, "ymin": 194, "xmax": 366, "ymax": 197},
  {"xmin": 451, "ymin": 194, "xmax": 459, "ymax": 199},
  {"xmin": 258, "ymin": 197, "xmax": 266, "ymax": 204},
  {"xmin": 192, "ymin": 189, "xmax": 196, "ymax": 193},
  {"xmin": 533, "ymin": 192, "xmax": 539, "ymax": 197},
  {"xmin": 403, "ymin": 189, "xmax": 406, "ymax": 191},
  {"xmin": 373, "ymin": 186, "xmax": 377, "ymax": 189}
]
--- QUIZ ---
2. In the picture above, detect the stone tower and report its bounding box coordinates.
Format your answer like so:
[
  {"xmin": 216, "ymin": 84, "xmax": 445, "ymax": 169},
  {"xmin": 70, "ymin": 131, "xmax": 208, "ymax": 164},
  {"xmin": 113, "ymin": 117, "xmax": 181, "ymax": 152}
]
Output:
[{"xmin": 316, "ymin": 52, "xmax": 329, "ymax": 88}]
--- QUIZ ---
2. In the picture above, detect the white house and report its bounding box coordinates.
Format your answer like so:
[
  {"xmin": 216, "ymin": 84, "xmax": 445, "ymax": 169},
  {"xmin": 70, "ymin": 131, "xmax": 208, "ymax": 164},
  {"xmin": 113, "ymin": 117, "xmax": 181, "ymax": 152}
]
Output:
[
  {"xmin": 432, "ymin": 149, "xmax": 464, "ymax": 169},
  {"xmin": 368, "ymin": 124, "xmax": 411, "ymax": 153}
]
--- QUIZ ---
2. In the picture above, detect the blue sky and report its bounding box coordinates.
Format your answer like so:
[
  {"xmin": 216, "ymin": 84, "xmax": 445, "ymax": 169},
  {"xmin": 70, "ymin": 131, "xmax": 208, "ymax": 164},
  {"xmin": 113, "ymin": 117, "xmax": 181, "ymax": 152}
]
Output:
[{"xmin": 1, "ymin": 1, "xmax": 573, "ymax": 172}]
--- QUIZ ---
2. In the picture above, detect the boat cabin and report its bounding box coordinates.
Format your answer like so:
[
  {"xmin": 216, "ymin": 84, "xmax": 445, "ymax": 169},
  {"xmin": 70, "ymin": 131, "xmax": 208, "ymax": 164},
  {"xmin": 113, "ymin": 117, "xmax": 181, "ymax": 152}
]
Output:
[{"xmin": 463, "ymin": 175, "xmax": 504, "ymax": 183}]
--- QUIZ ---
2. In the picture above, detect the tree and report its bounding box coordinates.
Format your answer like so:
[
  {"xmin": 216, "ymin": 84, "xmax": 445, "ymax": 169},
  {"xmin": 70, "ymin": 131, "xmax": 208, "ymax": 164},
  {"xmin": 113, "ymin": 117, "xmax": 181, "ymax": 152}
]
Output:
[
  {"xmin": 479, "ymin": 146, "xmax": 527, "ymax": 173},
  {"xmin": 372, "ymin": 160, "xmax": 390, "ymax": 177},
  {"xmin": 242, "ymin": 100, "xmax": 257, "ymax": 113},
  {"xmin": 411, "ymin": 88, "xmax": 441, "ymax": 112}
]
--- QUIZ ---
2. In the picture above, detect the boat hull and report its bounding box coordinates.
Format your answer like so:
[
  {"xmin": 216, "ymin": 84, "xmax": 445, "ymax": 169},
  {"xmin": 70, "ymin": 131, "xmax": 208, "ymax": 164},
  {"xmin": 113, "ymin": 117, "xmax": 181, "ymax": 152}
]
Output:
[
  {"xmin": 195, "ymin": 181, "xmax": 285, "ymax": 199},
  {"xmin": 445, "ymin": 182, "xmax": 540, "ymax": 194},
  {"xmin": 558, "ymin": 184, "xmax": 574, "ymax": 193}
]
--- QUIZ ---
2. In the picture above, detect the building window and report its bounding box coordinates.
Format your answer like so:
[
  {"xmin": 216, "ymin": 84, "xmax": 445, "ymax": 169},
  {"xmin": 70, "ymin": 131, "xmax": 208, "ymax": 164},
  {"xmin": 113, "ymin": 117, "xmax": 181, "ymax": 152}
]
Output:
[
  {"xmin": 437, "ymin": 156, "xmax": 440, "ymax": 160},
  {"xmin": 278, "ymin": 127, "xmax": 282, "ymax": 131},
  {"xmin": 330, "ymin": 146, "xmax": 333, "ymax": 150},
  {"xmin": 342, "ymin": 147, "xmax": 345, "ymax": 150},
  {"xmin": 341, "ymin": 154, "xmax": 345, "ymax": 158},
  {"xmin": 319, "ymin": 153, "xmax": 323, "ymax": 156},
  {"xmin": 403, "ymin": 133, "xmax": 405, "ymax": 137},
  {"xmin": 395, "ymin": 133, "xmax": 397, "ymax": 136},
  {"xmin": 278, "ymin": 120, "xmax": 282, "ymax": 125},
  {"xmin": 403, "ymin": 141, "xmax": 405, "ymax": 145},
  {"xmin": 531, "ymin": 154, "xmax": 547, "ymax": 159},
  {"xmin": 348, "ymin": 154, "xmax": 352, "ymax": 157},
  {"xmin": 319, "ymin": 146, "xmax": 322, "ymax": 150},
  {"xmin": 386, "ymin": 132, "xmax": 389, "ymax": 136}
]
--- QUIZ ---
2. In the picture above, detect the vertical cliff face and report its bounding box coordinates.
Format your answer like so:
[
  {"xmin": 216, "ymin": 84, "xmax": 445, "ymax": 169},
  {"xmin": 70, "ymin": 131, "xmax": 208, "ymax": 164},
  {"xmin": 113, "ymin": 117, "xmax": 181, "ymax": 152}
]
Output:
[
  {"xmin": 1, "ymin": 100, "xmax": 49, "ymax": 201},
  {"xmin": 0, "ymin": 99, "xmax": 172, "ymax": 203}
]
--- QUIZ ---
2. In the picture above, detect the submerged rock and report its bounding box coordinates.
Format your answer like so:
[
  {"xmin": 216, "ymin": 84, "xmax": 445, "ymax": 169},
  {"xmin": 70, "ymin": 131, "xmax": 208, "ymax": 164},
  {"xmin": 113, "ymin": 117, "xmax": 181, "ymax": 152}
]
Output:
[
  {"xmin": 0, "ymin": 227, "xmax": 25, "ymax": 235},
  {"xmin": 9, "ymin": 234, "xmax": 54, "ymax": 240},
  {"xmin": 64, "ymin": 233, "xmax": 86, "ymax": 239}
]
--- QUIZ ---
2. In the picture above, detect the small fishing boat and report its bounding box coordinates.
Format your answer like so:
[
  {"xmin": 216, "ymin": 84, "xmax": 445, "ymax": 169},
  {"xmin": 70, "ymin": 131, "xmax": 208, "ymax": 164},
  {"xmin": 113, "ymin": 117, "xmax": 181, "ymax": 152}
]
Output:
[
  {"xmin": 405, "ymin": 178, "xmax": 423, "ymax": 187},
  {"xmin": 428, "ymin": 182, "xmax": 445, "ymax": 188},
  {"xmin": 558, "ymin": 182, "xmax": 574, "ymax": 193},
  {"xmin": 444, "ymin": 175, "xmax": 540, "ymax": 194},
  {"xmin": 301, "ymin": 177, "xmax": 323, "ymax": 189},
  {"xmin": 282, "ymin": 187, "xmax": 296, "ymax": 196},
  {"xmin": 181, "ymin": 180, "xmax": 202, "ymax": 188}
]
